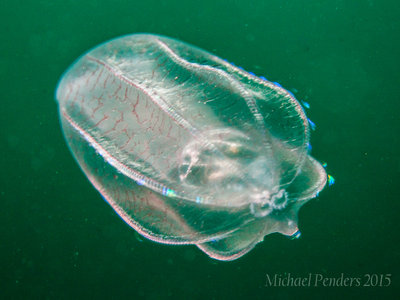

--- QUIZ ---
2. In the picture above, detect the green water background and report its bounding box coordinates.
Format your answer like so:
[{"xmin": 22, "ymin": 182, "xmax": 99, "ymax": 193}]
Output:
[{"xmin": 1, "ymin": 0, "xmax": 399, "ymax": 299}]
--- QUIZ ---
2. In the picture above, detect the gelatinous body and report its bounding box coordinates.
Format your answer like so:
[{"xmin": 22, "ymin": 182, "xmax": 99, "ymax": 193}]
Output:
[{"xmin": 56, "ymin": 34, "xmax": 327, "ymax": 261}]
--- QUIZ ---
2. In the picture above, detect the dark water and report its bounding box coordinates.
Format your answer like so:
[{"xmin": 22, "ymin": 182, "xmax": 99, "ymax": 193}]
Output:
[{"xmin": 1, "ymin": 0, "xmax": 399, "ymax": 299}]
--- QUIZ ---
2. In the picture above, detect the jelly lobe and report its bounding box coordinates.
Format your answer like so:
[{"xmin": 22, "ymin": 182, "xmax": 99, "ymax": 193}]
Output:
[{"xmin": 56, "ymin": 34, "xmax": 327, "ymax": 261}]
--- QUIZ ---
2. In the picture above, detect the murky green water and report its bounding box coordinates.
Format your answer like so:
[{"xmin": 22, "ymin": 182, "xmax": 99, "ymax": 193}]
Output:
[{"xmin": 1, "ymin": 0, "xmax": 398, "ymax": 299}]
